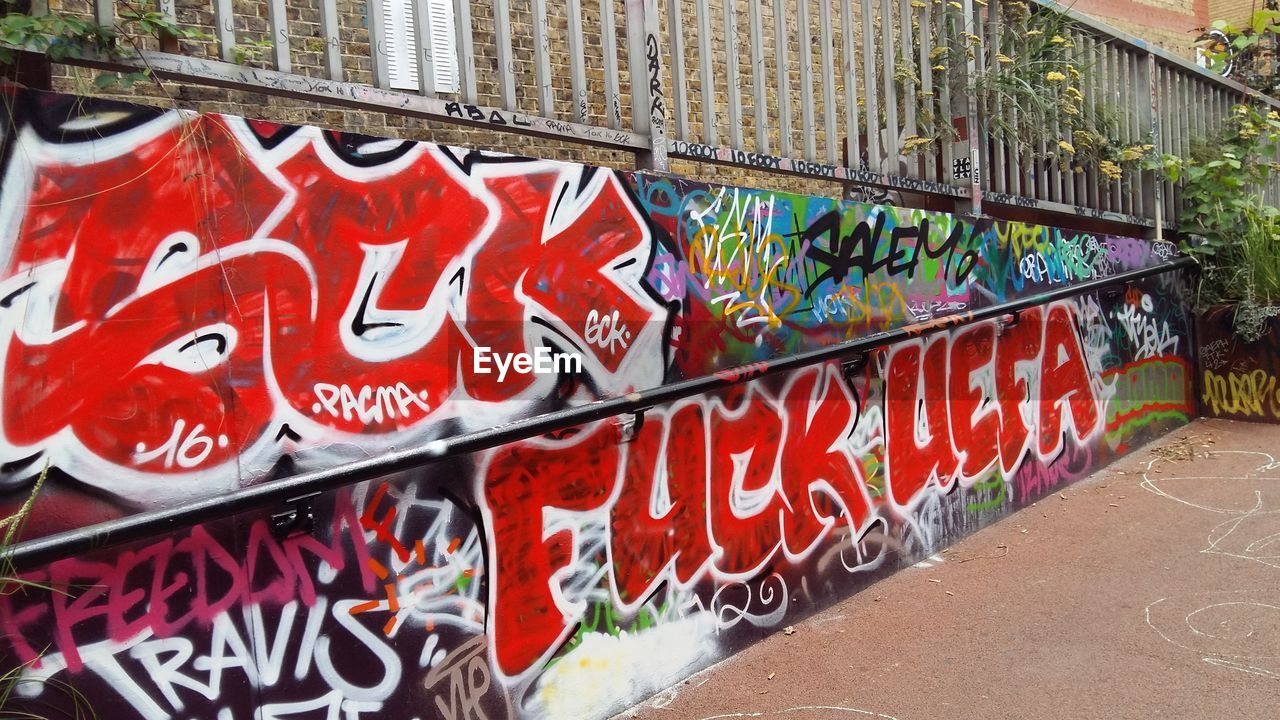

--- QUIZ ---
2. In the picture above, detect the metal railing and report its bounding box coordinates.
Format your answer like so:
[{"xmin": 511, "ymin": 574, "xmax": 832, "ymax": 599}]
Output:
[{"xmin": 36, "ymin": 0, "xmax": 1280, "ymax": 226}]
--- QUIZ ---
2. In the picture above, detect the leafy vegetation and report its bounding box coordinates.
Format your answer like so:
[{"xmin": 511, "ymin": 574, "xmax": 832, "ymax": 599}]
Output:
[
  {"xmin": 1196, "ymin": 8, "xmax": 1280, "ymax": 97},
  {"xmin": 0, "ymin": 0, "xmax": 212, "ymax": 88},
  {"xmin": 904, "ymin": 1, "xmax": 1153, "ymax": 180},
  {"xmin": 1174, "ymin": 9, "xmax": 1280, "ymax": 338},
  {"xmin": 1145, "ymin": 104, "xmax": 1280, "ymax": 339},
  {"xmin": 231, "ymin": 38, "xmax": 275, "ymax": 66}
]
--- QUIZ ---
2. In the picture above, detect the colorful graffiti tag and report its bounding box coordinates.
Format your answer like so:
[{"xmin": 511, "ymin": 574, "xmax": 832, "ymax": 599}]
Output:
[
  {"xmin": 1197, "ymin": 306, "xmax": 1280, "ymax": 423},
  {"xmin": 0, "ymin": 89, "xmax": 1193, "ymax": 720}
]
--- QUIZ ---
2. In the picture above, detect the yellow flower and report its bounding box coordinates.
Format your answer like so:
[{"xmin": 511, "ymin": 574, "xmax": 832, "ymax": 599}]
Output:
[
  {"xmin": 1061, "ymin": 103, "xmax": 1080, "ymax": 116},
  {"xmin": 948, "ymin": 1, "xmax": 962, "ymax": 8},
  {"xmin": 1100, "ymin": 160, "xmax": 1123, "ymax": 180},
  {"xmin": 1059, "ymin": 140, "xmax": 1075, "ymax": 154},
  {"xmin": 1051, "ymin": 35, "xmax": 1067, "ymax": 44},
  {"xmin": 1064, "ymin": 86, "xmax": 1083, "ymax": 100},
  {"xmin": 996, "ymin": 54, "xmax": 1014, "ymax": 64},
  {"xmin": 933, "ymin": 64, "xmax": 946, "ymax": 71},
  {"xmin": 1068, "ymin": 65, "xmax": 1081, "ymax": 79},
  {"xmin": 1120, "ymin": 145, "xmax": 1145, "ymax": 161},
  {"xmin": 902, "ymin": 135, "xmax": 934, "ymax": 153},
  {"xmin": 1269, "ymin": 111, "xmax": 1279, "ymax": 120},
  {"xmin": 1045, "ymin": 71, "xmax": 1067, "ymax": 82},
  {"xmin": 931, "ymin": 46, "xmax": 951, "ymax": 60},
  {"xmin": 1027, "ymin": 30, "xmax": 1043, "ymax": 36},
  {"xmin": 912, "ymin": 1, "xmax": 926, "ymax": 6}
]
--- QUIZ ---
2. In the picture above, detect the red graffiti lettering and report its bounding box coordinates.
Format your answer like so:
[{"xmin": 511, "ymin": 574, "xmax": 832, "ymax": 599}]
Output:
[
  {"xmin": 1, "ymin": 115, "xmax": 665, "ymax": 502},
  {"xmin": 483, "ymin": 364, "xmax": 876, "ymax": 676},
  {"xmin": 778, "ymin": 368, "xmax": 872, "ymax": 557},
  {"xmin": 995, "ymin": 307, "xmax": 1044, "ymax": 474},
  {"xmin": 482, "ymin": 423, "xmax": 622, "ymax": 677},
  {"xmin": 885, "ymin": 335, "xmax": 958, "ymax": 507},
  {"xmin": 610, "ymin": 403, "xmax": 712, "ymax": 606},
  {"xmin": 885, "ymin": 302, "xmax": 1099, "ymax": 508},
  {"xmin": 949, "ymin": 324, "xmax": 1000, "ymax": 480}
]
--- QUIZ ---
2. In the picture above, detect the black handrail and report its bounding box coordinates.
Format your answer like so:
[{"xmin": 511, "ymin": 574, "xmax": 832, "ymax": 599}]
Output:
[{"xmin": 2, "ymin": 256, "xmax": 1197, "ymax": 571}]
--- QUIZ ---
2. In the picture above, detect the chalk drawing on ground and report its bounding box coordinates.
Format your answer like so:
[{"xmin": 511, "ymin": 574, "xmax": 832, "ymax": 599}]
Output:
[
  {"xmin": 1140, "ymin": 451, "xmax": 1280, "ymax": 570},
  {"xmin": 697, "ymin": 706, "xmax": 901, "ymax": 720},
  {"xmin": 1145, "ymin": 591, "xmax": 1280, "ymax": 681}
]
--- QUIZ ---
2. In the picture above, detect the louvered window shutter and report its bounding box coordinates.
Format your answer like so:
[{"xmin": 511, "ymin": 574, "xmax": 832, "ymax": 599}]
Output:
[
  {"xmin": 427, "ymin": 0, "xmax": 458, "ymax": 92},
  {"xmin": 382, "ymin": 0, "xmax": 417, "ymax": 91},
  {"xmin": 380, "ymin": 0, "xmax": 460, "ymax": 93}
]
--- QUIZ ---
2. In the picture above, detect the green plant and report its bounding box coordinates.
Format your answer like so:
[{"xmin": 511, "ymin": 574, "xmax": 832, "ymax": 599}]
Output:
[
  {"xmin": 901, "ymin": 1, "xmax": 1151, "ymax": 177},
  {"xmin": 980, "ymin": 4, "xmax": 1152, "ymax": 173},
  {"xmin": 973, "ymin": 2, "xmax": 1086, "ymax": 145},
  {"xmin": 0, "ymin": 0, "xmax": 213, "ymax": 87},
  {"xmin": 1197, "ymin": 8, "xmax": 1280, "ymax": 96},
  {"xmin": 231, "ymin": 38, "xmax": 274, "ymax": 66},
  {"xmin": 1145, "ymin": 103, "xmax": 1280, "ymax": 339}
]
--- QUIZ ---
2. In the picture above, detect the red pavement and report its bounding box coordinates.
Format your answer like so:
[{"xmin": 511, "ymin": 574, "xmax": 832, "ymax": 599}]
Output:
[{"xmin": 617, "ymin": 418, "xmax": 1280, "ymax": 720}]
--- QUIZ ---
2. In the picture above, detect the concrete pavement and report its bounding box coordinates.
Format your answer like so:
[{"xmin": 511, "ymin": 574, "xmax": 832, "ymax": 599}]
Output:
[{"xmin": 617, "ymin": 418, "xmax": 1280, "ymax": 720}]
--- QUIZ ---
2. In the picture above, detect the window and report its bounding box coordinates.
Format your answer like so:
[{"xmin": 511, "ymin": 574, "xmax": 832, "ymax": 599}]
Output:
[{"xmin": 380, "ymin": 0, "xmax": 459, "ymax": 93}]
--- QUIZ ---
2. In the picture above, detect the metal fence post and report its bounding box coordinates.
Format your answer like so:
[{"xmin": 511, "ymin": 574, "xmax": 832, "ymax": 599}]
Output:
[
  {"xmin": 1142, "ymin": 49, "xmax": 1163, "ymax": 239},
  {"xmin": 266, "ymin": 0, "xmax": 291, "ymax": 72},
  {"xmin": 952, "ymin": 0, "xmax": 983, "ymax": 215},
  {"xmin": 157, "ymin": 0, "xmax": 181, "ymax": 54},
  {"xmin": 626, "ymin": 0, "xmax": 671, "ymax": 171},
  {"xmin": 368, "ymin": 0, "xmax": 390, "ymax": 89}
]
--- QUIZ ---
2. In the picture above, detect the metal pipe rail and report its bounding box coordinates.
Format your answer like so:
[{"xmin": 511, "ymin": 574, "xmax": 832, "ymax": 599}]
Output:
[
  {"xmin": 24, "ymin": 0, "xmax": 1280, "ymax": 227},
  {"xmin": 1, "ymin": 255, "xmax": 1197, "ymax": 573}
]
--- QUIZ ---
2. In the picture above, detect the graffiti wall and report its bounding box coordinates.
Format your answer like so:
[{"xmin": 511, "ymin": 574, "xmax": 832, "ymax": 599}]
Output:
[
  {"xmin": 0, "ymin": 88, "xmax": 1195, "ymax": 720},
  {"xmin": 1198, "ymin": 306, "xmax": 1280, "ymax": 423}
]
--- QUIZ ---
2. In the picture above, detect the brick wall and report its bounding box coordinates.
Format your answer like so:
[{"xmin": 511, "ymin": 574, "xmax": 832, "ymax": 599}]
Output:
[
  {"xmin": 1207, "ymin": 0, "xmax": 1255, "ymax": 25},
  {"xmin": 1071, "ymin": 0, "xmax": 1208, "ymax": 58},
  {"xmin": 1106, "ymin": 17, "xmax": 1201, "ymax": 56}
]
